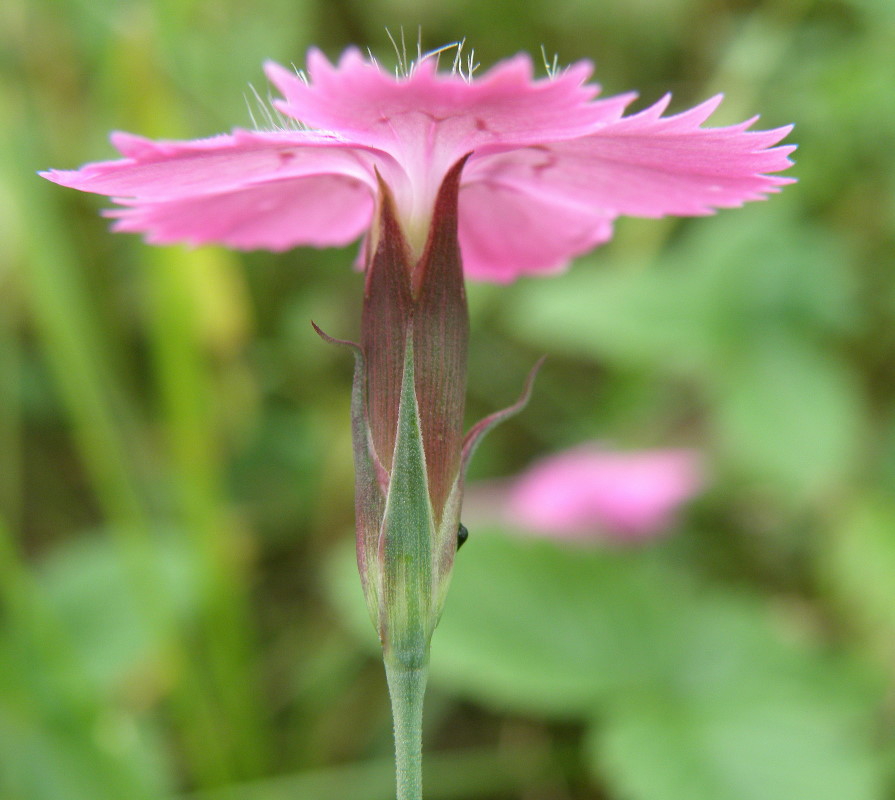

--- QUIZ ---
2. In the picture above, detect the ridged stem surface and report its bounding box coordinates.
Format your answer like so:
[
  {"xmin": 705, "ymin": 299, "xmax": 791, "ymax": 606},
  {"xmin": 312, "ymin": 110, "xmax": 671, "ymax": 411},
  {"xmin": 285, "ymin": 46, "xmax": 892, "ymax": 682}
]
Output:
[{"xmin": 385, "ymin": 660, "xmax": 429, "ymax": 800}]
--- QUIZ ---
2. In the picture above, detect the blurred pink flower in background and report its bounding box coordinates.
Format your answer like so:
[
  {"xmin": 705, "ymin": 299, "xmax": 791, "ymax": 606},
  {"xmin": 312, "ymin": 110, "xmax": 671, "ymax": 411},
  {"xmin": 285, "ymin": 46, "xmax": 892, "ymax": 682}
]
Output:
[
  {"xmin": 504, "ymin": 444, "xmax": 704, "ymax": 542},
  {"xmin": 42, "ymin": 46, "xmax": 794, "ymax": 283}
]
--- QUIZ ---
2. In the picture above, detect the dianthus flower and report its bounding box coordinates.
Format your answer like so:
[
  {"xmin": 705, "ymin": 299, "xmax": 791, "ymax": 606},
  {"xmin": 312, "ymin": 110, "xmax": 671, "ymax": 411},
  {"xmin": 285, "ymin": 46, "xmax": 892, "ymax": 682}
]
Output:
[
  {"xmin": 504, "ymin": 444, "xmax": 704, "ymax": 541},
  {"xmin": 42, "ymin": 45, "xmax": 794, "ymax": 800},
  {"xmin": 42, "ymin": 46, "xmax": 794, "ymax": 283}
]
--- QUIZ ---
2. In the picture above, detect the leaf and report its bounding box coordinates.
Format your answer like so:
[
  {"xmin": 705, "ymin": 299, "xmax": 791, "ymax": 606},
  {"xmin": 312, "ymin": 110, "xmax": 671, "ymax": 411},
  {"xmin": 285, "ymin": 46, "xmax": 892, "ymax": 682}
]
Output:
[
  {"xmin": 0, "ymin": 710, "xmax": 171, "ymax": 800},
  {"xmin": 589, "ymin": 596, "xmax": 885, "ymax": 800},
  {"xmin": 0, "ymin": 531, "xmax": 186, "ymax": 800},
  {"xmin": 504, "ymin": 256, "xmax": 712, "ymax": 372},
  {"xmin": 34, "ymin": 530, "xmax": 200, "ymax": 691},
  {"xmin": 504, "ymin": 207, "xmax": 857, "ymax": 376},
  {"xmin": 818, "ymin": 494, "xmax": 895, "ymax": 655},
  {"xmin": 711, "ymin": 338, "xmax": 862, "ymax": 500}
]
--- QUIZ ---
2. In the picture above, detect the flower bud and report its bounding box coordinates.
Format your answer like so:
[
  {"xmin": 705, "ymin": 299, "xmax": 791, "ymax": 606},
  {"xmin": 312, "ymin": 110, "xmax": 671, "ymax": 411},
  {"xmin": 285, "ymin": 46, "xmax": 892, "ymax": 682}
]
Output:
[
  {"xmin": 352, "ymin": 158, "xmax": 470, "ymax": 667},
  {"xmin": 317, "ymin": 158, "xmax": 538, "ymax": 668}
]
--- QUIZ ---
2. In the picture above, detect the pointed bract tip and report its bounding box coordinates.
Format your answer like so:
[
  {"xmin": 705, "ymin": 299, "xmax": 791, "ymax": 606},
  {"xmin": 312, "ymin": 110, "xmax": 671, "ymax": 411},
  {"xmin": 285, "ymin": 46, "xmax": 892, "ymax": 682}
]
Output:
[
  {"xmin": 373, "ymin": 167, "xmax": 401, "ymax": 223},
  {"xmin": 437, "ymin": 153, "xmax": 473, "ymax": 202},
  {"xmin": 369, "ymin": 167, "xmax": 405, "ymax": 252},
  {"xmin": 411, "ymin": 152, "xmax": 473, "ymax": 294},
  {"xmin": 362, "ymin": 167, "xmax": 415, "ymax": 288},
  {"xmin": 311, "ymin": 320, "xmax": 360, "ymax": 350},
  {"xmin": 460, "ymin": 356, "xmax": 546, "ymax": 474}
]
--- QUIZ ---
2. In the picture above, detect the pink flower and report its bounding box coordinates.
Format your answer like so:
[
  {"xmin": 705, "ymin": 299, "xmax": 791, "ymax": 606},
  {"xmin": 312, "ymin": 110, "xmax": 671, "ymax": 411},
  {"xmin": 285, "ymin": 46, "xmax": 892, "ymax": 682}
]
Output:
[
  {"xmin": 504, "ymin": 444, "xmax": 704, "ymax": 541},
  {"xmin": 41, "ymin": 46, "xmax": 795, "ymax": 283}
]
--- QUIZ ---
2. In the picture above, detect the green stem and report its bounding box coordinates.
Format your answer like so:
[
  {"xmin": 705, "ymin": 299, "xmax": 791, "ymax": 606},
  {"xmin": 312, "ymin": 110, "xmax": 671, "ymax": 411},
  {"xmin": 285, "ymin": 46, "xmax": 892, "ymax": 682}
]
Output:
[{"xmin": 384, "ymin": 659, "xmax": 429, "ymax": 800}]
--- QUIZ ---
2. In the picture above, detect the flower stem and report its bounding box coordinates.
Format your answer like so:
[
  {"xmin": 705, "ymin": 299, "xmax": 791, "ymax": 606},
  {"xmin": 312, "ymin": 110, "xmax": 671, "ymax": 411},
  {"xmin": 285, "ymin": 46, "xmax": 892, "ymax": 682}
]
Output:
[{"xmin": 384, "ymin": 658, "xmax": 429, "ymax": 800}]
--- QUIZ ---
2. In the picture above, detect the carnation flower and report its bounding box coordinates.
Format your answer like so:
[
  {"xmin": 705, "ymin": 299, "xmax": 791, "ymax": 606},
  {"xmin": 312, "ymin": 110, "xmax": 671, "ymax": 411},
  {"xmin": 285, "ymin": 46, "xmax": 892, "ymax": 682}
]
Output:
[
  {"xmin": 503, "ymin": 444, "xmax": 704, "ymax": 541},
  {"xmin": 41, "ymin": 45, "xmax": 794, "ymax": 800},
  {"xmin": 41, "ymin": 46, "xmax": 794, "ymax": 283}
]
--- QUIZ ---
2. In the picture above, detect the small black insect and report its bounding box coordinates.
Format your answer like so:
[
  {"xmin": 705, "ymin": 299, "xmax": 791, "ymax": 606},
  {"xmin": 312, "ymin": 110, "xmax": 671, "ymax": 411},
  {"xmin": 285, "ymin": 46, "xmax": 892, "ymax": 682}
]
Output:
[{"xmin": 457, "ymin": 523, "xmax": 469, "ymax": 550}]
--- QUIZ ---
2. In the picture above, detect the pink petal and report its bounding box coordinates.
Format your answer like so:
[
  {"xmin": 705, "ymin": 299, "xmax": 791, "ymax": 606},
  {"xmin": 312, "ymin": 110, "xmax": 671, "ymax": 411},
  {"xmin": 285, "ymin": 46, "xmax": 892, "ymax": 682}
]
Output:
[
  {"xmin": 41, "ymin": 49, "xmax": 794, "ymax": 275},
  {"xmin": 266, "ymin": 50, "xmax": 633, "ymax": 205},
  {"xmin": 43, "ymin": 129, "xmax": 377, "ymax": 197},
  {"xmin": 504, "ymin": 444, "xmax": 704, "ymax": 541},
  {"xmin": 107, "ymin": 173, "xmax": 374, "ymax": 250},
  {"xmin": 41, "ymin": 129, "xmax": 386, "ymax": 250},
  {"xmin": 472, "ymin": 95, "xmax": 795, "ymax": 226},
  {"xmin": 458, "ymin": 177, "xmax": 614, "ymax": 281}
]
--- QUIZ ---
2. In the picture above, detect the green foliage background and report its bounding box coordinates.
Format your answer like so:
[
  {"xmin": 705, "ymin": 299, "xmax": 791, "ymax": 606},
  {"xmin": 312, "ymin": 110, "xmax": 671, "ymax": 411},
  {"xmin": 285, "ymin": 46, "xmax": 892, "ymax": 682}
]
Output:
[{"xmin": 3, "ymin": 0, "xmax": 895, "ymax": 797}]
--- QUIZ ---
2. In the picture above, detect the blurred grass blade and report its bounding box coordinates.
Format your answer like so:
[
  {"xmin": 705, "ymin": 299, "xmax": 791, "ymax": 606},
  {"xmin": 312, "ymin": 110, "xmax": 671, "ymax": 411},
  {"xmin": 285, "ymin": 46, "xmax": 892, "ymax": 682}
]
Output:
[
  {"xmin": 142, "ymin": 246, "xmax": 270, "ymax": 776},
  {"xmin": 2, "ymin": 103, "xmax": 242, "ymax": 786}
]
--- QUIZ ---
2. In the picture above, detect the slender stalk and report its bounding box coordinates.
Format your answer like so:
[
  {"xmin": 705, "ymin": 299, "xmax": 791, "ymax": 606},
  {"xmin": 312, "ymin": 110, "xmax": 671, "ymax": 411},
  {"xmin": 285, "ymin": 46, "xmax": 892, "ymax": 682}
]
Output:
[{"xmin": 384, "ymin": 659, "xmax": 429, "ymax": 800}]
